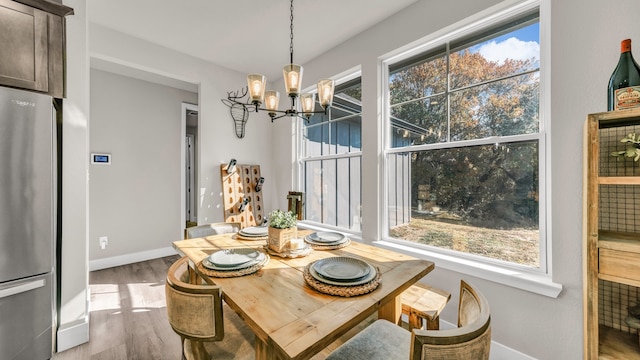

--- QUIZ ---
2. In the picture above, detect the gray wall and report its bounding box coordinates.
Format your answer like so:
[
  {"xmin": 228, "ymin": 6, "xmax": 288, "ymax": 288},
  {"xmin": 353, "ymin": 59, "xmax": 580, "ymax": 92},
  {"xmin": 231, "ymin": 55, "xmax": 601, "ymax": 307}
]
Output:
[{"xmin": 89, "ymin": 69, "xmax": 197, "ymax": 260}]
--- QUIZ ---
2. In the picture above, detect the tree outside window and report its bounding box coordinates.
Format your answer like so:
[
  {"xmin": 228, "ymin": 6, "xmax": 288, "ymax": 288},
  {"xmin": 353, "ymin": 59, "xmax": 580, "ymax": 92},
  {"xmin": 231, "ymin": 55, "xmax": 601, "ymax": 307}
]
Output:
[{"xmin": 386, "ymin": 13, "xmax": 542, "ymax": 268}]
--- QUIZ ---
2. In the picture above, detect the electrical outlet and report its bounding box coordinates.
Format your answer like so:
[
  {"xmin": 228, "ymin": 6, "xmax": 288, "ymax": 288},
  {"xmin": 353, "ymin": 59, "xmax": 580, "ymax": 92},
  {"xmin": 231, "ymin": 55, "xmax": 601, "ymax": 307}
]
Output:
[{"xmin": 99, "ymin": 236, "xmax": 108, "ymax": 250}]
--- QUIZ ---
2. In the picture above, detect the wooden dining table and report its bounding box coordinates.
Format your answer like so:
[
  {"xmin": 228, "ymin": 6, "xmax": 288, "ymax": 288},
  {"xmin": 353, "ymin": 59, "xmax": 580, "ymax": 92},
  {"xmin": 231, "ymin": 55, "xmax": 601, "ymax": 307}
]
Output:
[{"xmin": 172, "ymin": 230, "xmax": 434, "ymax": 360}]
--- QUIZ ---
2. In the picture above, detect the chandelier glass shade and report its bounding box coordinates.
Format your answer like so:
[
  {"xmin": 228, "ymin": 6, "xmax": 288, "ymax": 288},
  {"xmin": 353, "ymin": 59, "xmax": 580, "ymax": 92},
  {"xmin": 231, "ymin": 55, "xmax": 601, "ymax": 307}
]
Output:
[{"xmin": 222, "ymin": 0, "xmax": 334, "ymax": 123}]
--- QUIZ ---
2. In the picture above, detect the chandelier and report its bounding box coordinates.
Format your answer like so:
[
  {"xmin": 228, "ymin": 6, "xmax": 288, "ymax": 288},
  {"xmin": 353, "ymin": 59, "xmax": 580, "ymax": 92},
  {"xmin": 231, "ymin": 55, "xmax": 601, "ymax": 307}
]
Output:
[{"xmin": 222, "ymin": 0, "xmax": 335, "ymax": 130}]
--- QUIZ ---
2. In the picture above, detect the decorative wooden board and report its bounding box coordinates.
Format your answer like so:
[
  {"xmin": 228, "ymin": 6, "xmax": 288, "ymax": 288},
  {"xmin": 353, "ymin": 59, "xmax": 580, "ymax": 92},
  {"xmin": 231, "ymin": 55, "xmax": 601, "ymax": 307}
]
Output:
[{"xmin": 220, "ymin": 163, "xmax": 264, "ymax": 228}]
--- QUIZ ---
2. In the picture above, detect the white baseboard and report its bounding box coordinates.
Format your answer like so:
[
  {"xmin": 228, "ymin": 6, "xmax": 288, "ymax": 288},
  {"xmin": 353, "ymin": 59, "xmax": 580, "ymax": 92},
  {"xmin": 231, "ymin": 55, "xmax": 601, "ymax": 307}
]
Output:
[
  {"xmin": 89, "ymin": 246, "xmax": 178, "ymax": 271},
  {"xmin": 440, "ymin": 319, "xmax": 537, "ymax": 360},
  {"xmin": 56, "ymin": 317, "xmax": 89, "ymax": 352}
]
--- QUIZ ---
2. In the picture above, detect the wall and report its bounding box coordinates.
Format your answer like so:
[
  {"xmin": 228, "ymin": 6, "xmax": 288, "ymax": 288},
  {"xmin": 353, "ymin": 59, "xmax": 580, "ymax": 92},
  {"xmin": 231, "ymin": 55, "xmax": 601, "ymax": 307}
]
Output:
[
  {"xmin": 89, "ymin": 23, "xmax": 278, "ymax": 228},
  {"xmin": 58, "ymin": 0, "xmax": 89, "ymax": 351},
  {"xmin": 87, "ymin": 25, "xmax": 278, "ymax": 264},
  {"xmin": 88, "ymin": 69, "xmax": 197, "ymax": 261},
  {"xmin": 271, "ymin": 0, "xmax": 640, "ymax": 358}
]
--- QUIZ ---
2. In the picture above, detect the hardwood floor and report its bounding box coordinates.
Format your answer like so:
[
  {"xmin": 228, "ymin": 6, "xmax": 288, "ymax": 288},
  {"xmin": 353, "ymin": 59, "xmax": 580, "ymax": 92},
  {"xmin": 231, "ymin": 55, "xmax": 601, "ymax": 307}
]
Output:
[{"xmin": 53, "ymin": 255, "xmax": 375, "ymax": 360}]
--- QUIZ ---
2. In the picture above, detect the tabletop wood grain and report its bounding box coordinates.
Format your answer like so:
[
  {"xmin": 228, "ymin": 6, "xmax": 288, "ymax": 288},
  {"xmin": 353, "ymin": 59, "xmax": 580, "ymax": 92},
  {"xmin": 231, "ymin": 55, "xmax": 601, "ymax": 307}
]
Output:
[{"xmin": 173, "ymin": 230, "xmax": 434, "ymax": 360}]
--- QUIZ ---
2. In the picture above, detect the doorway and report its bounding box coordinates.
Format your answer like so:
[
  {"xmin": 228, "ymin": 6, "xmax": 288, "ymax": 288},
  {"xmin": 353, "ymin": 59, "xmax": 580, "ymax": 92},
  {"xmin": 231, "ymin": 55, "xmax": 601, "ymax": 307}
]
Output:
[{"xmin": 181, "ymin": 103, "xmax": 198, "ymax": 229}]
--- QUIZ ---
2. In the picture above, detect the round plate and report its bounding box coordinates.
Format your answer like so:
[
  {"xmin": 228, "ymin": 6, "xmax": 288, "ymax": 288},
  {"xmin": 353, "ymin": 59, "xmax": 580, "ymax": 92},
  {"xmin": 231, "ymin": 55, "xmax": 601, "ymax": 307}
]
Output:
[
  {"xmin": 307, "ymin": 231, "xmax": 346, "ymax": 243},
  {"xmin": 207, "ymin": 248, "xmax": 261, "ymax": 267},
  {"xmin": 309, "ymin": 262, "xmax": 377, "ymax": 286},
  {"xmin": 304, "ymin": 237, "xmax": 346, "ymax": 246},
  {"xmin": 203, "ymin": 252, "xmax": 266, "ymax": 271},
  {"xmin": 312, "ymin": 257, "xmax": 371, "ymax": 281},
  {"xmin": 240, "ymin": 226, "xmax": 269, "ymax": 236}
]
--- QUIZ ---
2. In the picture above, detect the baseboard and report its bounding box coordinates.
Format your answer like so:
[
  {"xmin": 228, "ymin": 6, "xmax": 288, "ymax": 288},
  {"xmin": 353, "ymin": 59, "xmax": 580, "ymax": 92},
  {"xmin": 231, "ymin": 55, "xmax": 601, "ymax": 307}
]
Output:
[
  {"xmin": 89, "ymin": 246, "xmax": 178, "ymax": 271},
  {"xmin": 56, "ymin": 317, "xmax": 89, "ymax": 352},
  {"xmin": 440, "ymin": 319, "xmax": 537, "ymax": 360}
]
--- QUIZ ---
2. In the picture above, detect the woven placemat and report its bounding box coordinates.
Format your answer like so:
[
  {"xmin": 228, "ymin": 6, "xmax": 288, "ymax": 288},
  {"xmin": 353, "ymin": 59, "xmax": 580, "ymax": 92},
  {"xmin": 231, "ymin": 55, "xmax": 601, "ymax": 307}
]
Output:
[
  {"xmin": 197, "ymin": 253, "xmax": 270, "ymax": 278},
  {"xmin": 303, "ymin": 262, "xmax": 381, "ymax": 297},
  {"xmin": 233, "ymin": 234, "xmax": 268, "ymax": 241},
  {"xmin": 306, "ymin": 238, "xmax": 351, "ymax": 250}
]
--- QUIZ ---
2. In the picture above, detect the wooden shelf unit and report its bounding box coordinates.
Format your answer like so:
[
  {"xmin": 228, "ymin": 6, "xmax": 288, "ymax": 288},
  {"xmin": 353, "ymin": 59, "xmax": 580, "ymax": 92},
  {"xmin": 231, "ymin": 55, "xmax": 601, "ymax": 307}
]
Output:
[{"xmin": 585, "ymin": 108, "xmax": 640, "ymax": 359}]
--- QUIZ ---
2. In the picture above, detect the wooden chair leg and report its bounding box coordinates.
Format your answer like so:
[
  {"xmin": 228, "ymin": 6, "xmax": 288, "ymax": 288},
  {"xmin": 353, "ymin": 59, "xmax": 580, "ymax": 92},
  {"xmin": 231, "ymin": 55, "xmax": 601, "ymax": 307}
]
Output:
[
  {"xmin": 426, "ymin": 315, "xmax": 440, "ymax": 330},
  {"xmin": 180, "ymin": 336, "xmax": 187, "ymax": 360},
  {"xmin": 188, "ymin": 267, "xmax": 198, "ymax": 284},
  {"xmin": 408, "ymin": 311, "xmax": 423, "ymax": 331},
  {"xmin": 189, "ymin": 339, "xmax": 209, "ymax": 360}
]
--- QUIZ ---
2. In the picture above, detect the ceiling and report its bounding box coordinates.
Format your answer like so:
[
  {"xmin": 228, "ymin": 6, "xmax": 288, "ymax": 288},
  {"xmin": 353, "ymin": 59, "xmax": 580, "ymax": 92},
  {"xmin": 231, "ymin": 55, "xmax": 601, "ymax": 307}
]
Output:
[{"xmin": 88, "ymin": 0, "xmax": 420, "ymax": 82}]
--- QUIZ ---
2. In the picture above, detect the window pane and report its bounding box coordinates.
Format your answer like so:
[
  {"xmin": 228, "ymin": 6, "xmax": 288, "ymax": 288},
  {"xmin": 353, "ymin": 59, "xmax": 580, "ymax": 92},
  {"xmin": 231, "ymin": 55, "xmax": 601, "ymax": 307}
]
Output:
[
  {"xmin": 307, "ymin": 111, "xmax": 328, "ymax": 126},
  {"xmin": 388, "ymin": 153, "xmax": 411, "ymax": 227},
  {"xmin": 304, "ymin": 161, "xmax": 322, "ymax": 222},
  {"xmin": 322, "ymin": 159, "xmax": 336, "ymax": 226},
  {"xmin": 303, "ymin": 123, "xmax": 329, "ymax": 157},
  {"xmin": 388, "ymin": 141, "xmax": 540, "ymax": 267},
  {"xmin": 332, "ymin": 83, "xmax": 362, "ymax": 120},
  {"xmin": 326, "ymin": 116, "xmax": 361, "ymax": 154},
  {"xmin": 349, "ymin": 116, "xmax": 362, "ymax": 151},
  {"xmin": 337, "ymin": 158, "xmax": 350, "ymax": 228},
  {"xmin": 300, "ymin": 77, "xmax": 362, "ymax": 231},
  {"xmin": 450, "ymin": 22, "xmax": 540, "ymax": 90},
  {"xmin": 389, "ymin": 54, "xmax": 447, "ymax": 105},
  {"xmin": 390, "ymin": 95, "xmax": 447, "ymax": 147},
  {"xmin": 350, "ymin": 156, "xmax": 362, "ymax": 231},
  {"xmin": 450, "ymin": 72, "xmax": 540, "ymax": 141}
]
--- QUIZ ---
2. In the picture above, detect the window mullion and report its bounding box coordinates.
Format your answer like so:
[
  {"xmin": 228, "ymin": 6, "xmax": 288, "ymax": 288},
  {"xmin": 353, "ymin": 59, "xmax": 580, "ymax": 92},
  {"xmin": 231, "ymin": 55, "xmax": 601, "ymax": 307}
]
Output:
[{"xmin": 446, "ymin": 41, "xmax": 451, "ymax": 143}]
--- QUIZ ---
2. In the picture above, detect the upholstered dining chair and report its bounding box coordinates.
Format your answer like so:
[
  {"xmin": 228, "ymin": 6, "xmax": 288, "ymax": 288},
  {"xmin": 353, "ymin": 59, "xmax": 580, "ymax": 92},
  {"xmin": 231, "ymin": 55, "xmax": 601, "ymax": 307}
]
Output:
[
  {"xmin": 326, "ymin": 280, "xmax": 491, "ymax": 360},
  {"xmin": 165, "ymin": 256, "xmax": 225, "ymax": 360},
  {"xmin": 185, "ymin": 222, "xmax": 241, "ymax": 239}
]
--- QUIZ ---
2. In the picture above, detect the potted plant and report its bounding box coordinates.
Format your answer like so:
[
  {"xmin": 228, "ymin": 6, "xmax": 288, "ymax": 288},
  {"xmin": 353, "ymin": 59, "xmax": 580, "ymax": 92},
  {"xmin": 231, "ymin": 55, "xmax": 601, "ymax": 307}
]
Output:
[
  {"xmin": 267, "ymin": 210, "xmax": 297, "ymax": 252},
  {"xmin": 611, "ymin": 133, "xmax": 640, "ymax": 161}
]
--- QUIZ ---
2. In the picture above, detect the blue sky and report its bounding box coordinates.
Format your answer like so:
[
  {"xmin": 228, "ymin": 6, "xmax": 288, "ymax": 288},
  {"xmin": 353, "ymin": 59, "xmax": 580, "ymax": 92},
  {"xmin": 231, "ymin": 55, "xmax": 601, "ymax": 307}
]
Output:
[{"xmin": 471, "ymin": 23, "xmax": 540, "ymax": 64}]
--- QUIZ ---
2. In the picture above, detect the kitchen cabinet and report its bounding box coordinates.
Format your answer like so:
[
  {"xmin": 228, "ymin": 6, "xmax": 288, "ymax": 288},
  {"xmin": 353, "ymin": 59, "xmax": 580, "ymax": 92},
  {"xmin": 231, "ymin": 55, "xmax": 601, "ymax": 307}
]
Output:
[
  {"xmin": 585, "ymin": 108, "xmax": 640, "ymax": 359},
  {"xmin": 0, "ymin": 0, "xmax": 73, "ymax": 98}
]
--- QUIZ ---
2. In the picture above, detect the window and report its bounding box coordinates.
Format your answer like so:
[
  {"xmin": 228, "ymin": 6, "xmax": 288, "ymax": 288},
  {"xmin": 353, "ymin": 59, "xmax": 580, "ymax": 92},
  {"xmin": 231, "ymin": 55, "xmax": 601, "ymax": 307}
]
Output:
[
  {"xmin": 300, "ymin": 77, "xmax": 362, "ymax": 231},
  {"xmin": 384, "ymin": 11, "xmax": 543, "ymax": 269}
]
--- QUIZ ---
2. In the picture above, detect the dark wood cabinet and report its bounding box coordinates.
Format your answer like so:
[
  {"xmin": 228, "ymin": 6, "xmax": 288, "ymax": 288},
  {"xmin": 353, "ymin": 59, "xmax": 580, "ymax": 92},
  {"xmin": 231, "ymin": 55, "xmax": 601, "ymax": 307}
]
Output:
[{"xmin": 0, "ymin": 0, "xmax": 72, "ymax": 98}]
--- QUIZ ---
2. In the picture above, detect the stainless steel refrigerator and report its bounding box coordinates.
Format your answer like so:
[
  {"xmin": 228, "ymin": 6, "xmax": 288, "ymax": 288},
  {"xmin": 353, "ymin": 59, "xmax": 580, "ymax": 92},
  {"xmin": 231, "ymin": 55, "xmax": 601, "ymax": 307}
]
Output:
[{"xmin": 0, "ymin": 86, "xmax": 55, "ymax": 359}]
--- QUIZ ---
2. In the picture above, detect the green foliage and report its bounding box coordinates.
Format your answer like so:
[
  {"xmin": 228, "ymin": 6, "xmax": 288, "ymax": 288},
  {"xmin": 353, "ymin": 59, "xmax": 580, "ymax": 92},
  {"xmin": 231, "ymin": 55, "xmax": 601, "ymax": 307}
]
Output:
[
  {"xmin": 268, "ymin": 210, "xmax": 297, "ymax": 229},
  {"xmin": 611, "ymin": 133, "xmax": 640, "ymax": 161}
]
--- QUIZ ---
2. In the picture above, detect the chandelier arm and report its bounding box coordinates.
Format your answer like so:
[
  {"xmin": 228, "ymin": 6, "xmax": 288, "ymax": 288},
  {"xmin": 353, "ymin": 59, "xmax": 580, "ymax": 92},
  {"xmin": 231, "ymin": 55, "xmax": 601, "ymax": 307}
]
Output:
[{"xmin": 220, "ymin": 0, "xmax": 334, "ymax": 132}]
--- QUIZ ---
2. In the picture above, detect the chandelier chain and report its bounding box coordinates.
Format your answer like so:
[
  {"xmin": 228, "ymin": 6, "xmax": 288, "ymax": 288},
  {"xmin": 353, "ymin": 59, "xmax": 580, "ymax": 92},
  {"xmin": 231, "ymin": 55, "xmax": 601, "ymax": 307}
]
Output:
[
  {"xmin": 220, "ymin": 0, "xmax": 333, "ymax": 131},
  {"xmin": 289, "ymin": 0, "xmax": 294, "ymax": 64}
]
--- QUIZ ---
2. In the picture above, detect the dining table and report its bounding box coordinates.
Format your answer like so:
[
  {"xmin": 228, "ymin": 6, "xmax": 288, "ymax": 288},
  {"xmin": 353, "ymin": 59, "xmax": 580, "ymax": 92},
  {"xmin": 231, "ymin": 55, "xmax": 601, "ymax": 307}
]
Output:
[{"xmin": 172, "ymin": 229, "xmax": 434, "ymax": 360}]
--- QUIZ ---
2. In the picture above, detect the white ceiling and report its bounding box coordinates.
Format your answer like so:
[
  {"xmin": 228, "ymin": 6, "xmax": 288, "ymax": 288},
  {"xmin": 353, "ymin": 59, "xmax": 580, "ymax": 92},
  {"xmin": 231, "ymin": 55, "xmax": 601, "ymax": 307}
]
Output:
[{"xmin": 88, "ymin": 0, "xmax": 420, "ymax": 81}]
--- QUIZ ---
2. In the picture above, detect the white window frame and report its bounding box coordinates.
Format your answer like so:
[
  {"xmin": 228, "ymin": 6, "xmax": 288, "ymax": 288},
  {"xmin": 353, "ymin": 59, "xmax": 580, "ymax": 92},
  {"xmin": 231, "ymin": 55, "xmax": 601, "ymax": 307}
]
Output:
[{"xmin": 378, "ymin": 0, "xmax": 562, "ymax": 297}]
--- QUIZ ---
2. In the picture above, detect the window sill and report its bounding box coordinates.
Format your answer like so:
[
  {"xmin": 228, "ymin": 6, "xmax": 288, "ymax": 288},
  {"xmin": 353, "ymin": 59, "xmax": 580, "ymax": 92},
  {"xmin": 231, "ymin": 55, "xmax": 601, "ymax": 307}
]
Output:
[
  {"xmin": 374, "ymin": 240, "xmax": 563, "ymax": 298},
  {"xmin": 296, "ymin": 222, "xmax": 562, "ymax": 298}
]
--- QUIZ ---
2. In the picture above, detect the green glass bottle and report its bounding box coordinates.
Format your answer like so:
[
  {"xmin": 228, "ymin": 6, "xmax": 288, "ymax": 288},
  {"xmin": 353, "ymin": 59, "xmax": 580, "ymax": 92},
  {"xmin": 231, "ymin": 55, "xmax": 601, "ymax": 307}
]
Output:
[{"xmin": 608, "ymin": 39, "xmax": 640, "ymax": 111}]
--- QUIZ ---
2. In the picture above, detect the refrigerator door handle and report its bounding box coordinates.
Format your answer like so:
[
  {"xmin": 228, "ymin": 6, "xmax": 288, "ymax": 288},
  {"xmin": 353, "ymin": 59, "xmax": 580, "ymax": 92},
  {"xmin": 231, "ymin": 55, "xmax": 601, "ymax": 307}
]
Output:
[{"xmin": 0, "ymin": 279, "xmax": 46, "ymax": 299}]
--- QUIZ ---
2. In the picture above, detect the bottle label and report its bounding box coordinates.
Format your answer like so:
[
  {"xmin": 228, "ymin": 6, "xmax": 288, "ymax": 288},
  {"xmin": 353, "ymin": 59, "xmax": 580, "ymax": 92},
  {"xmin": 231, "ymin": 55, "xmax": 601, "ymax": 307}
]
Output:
[{"xmin": 614, "ymin": 86, "xmax": 640, "ymax": 110}]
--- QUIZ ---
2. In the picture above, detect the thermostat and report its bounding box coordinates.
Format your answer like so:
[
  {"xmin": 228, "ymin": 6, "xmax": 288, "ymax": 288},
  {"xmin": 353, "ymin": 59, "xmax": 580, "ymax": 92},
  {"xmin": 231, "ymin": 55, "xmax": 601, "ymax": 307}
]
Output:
[{"xmin": 91, "ymin": 153, "xmax": 111, "ymax": 165}]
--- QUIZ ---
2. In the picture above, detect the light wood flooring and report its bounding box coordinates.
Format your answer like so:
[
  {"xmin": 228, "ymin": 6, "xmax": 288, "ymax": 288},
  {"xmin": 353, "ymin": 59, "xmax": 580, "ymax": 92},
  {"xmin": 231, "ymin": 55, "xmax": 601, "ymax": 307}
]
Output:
[{"xmin": 53, "ymin": 255, "xmax": 375, "ymax": 360}]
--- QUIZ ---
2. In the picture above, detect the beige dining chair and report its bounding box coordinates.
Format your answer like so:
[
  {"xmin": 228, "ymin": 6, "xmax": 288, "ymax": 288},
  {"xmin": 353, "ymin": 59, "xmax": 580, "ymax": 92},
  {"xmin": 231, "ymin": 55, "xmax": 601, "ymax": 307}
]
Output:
[
  {"xmin": 185, "ymin": 222, "xmax": 241, "ymax": 239},
  {"xmin": 165, "ymin": 256, "xmax": 225, "ymax": 360},
  {"xmin": 326, "ymin": 280, "xmax": 491, "ymax": 360}
]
